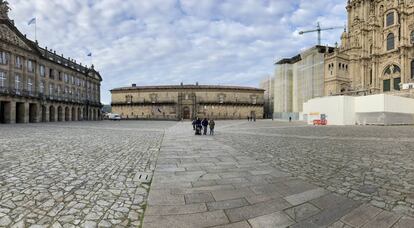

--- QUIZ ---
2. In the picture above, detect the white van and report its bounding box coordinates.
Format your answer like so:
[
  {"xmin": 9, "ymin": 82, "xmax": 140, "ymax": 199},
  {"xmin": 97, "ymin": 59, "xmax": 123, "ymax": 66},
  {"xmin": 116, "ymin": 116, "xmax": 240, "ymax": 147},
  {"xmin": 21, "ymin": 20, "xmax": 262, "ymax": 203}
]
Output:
[{"xmin": 108, "ymin": 113, "xmax": 121, "ymax": 121}]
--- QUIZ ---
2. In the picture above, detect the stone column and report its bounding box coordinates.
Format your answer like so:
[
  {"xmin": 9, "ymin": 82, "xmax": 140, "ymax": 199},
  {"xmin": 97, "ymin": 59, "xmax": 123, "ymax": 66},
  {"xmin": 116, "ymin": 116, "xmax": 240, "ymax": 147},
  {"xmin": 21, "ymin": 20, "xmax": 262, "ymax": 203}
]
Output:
[
  {"xmin": 34, "ymin": 103, "xmax": 41, "ymax": 123},
  {"xmin": 44, "ymin": 105, "xmax": 50, "ymax": 122},
  {"xmin": 23, "ymin": 103, "xmax": 29, "ymax": 123},
  {"xmin": 68, "ymin": 107, "xmax": 71, "ymax": 121},
  {"xmin": 5, "ymin": 101, "xmax": 15, "ymax": 124}
]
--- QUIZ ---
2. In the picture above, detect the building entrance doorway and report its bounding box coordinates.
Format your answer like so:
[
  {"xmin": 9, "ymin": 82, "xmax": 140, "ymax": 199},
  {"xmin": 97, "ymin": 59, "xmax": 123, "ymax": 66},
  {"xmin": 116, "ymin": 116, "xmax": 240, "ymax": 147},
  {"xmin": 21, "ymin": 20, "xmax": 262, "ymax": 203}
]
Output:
[
  {"xmin": 0, "ymin": 101, "xmax": 6, "ymax": 123},
  {"xmin": 16, "ymin": 102, "xmax": 25, "ymax": 123},
  {"xmin": 50, "ymin": 106, "xmax": 56, "ymax": 122},
  {"xmin": 41, "ymin": 105, "xmax": 47, "ymax": 122},
  {"xmin": 29, "ymin": 103, "xmax": 37, "ymax": 123},
  {"xmin": 182, "ymin": 107, "xmax": 190, "ymax": 119}
]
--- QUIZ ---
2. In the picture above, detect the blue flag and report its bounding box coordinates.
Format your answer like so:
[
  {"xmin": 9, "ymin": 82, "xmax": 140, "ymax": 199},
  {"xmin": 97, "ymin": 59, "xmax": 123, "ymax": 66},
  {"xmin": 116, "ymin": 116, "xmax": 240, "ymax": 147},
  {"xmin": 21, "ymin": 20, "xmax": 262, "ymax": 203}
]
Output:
[{"xmin": 28, "ymin": 17, "xmax": 36, "ymax": 26}]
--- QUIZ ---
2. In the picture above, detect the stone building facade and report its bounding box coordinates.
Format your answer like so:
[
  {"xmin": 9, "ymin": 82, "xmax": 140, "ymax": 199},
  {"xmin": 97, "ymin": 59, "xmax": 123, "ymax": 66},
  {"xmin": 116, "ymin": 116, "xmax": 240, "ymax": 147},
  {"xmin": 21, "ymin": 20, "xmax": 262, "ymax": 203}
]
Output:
[
  {"xmin": 325, "ymin": 0, "xmax": 414, "ymax": 97},
  {"xmin": 259, "ymin": 76, "xmax": 274, "ymax": 118},
  {"xmin": 0, "ymin": 1, "xmax": 102, "ymax": 124},
  {"xmin": 274, "ymin": 46, "xmax": 334, "ymax": 120},
  {"xmin": 111, "ymin": 84, "xmax": 264, "ymax": 120}
]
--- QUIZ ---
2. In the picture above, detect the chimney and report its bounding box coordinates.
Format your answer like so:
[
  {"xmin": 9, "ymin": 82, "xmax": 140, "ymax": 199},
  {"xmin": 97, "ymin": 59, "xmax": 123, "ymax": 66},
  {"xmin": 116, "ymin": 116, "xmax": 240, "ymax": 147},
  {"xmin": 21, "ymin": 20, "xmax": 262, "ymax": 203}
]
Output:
[{"xmin": 132, "ymin": 83, "xmax": 137, "ymax": 87}]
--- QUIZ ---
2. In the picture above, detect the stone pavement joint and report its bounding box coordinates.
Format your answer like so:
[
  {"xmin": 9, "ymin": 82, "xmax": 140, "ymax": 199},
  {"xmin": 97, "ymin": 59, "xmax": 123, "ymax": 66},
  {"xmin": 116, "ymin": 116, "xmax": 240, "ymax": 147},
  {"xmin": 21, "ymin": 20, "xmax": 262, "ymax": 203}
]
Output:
[{"xmin": 143, "ymin": 121, "xmax": 414, "ymax": 228}]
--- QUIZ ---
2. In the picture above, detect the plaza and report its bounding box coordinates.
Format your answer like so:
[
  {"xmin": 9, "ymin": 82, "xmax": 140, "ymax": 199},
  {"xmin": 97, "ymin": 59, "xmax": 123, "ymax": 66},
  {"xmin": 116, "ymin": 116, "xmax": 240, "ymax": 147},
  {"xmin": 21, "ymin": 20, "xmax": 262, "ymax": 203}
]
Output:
[{"xmin": 1, "ymin": 120, "xmax": 414, "ymax": 227}]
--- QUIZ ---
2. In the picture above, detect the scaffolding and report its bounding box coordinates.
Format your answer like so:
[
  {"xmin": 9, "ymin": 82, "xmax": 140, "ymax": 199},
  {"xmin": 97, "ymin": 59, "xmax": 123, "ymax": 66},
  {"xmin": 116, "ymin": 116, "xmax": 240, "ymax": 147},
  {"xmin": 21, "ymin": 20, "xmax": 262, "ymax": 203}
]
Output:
[{"xmin": 274, "ymin": 46, "xmax": 332, "ymax": 120}]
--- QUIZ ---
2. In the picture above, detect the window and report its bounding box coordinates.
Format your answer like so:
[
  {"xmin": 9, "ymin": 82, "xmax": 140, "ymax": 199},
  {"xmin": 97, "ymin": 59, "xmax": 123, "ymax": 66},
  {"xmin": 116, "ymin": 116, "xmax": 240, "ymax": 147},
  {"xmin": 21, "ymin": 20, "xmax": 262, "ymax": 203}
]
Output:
[
  {"xmin": 219, "ymin": 95, "xmax": 224, "ymax": 104},
  {"xmin": 49, "ymin": 83, "xmax": 53, "ymax": 95},
  {"xmin": 383, "ymin": 79, "xmax": 391, "ymax": 92},
  {"xmin": 0, "ymin": 51, "xmax": 8, "ymax": 64},
  {"xmin": 386, "ymin": 12, "xmax": 394, "ymax": 27},
  {"xmin": 0, "ymin": 71, "xmax": 6, "ymax": 87},
  {"xmin": 40, "ymin": 65, "xmax": 45, "ymax": 77},
  {"xmin": 27, "ymin": 60, "xmax": 34, "ymax": 73},
  {"xmin": 49, "ymin": 69, "xmax": 54, "ymax": 79},
  {"xmin": 27, "ymin": 78, "xmax": 33, "ymax": 94},
  {"xmin": 64, "ymin": 74, "xmax": 69, "ymax": 83},
  {"xmin": 411, "ymin": 60, "xmax": 414, "ymax": 79},
  {"xmin": 15, "ymin": 56, "xmax": 22, "ymax": 69},
  {"xmin": 15, "ymin": 74, "xmax": 20, "ymax": 92},
  {"xmin": 126, "ymin": 95, "xmax": 133, "ymax": 103},
  {"xmin": 39, "ymin": 81, "xmax": 45, "ymax": 94},
  {"xmin": 251, "ymin": 96, "xmax": 257, "ymax": 105},
  {"xmin": 411, "ymin": 31, "xmax": 414, "ymax": 44},
  {"xmin": 370, "ymin": 69, "xmax": 373, "ymax": 85},
  {"xmin": 394, "ymin": 77, "xmax": 401, "ymax": 91},
  {"xmin": 387, "ymin": 33, "xmax": 395, "ymax": 50}
]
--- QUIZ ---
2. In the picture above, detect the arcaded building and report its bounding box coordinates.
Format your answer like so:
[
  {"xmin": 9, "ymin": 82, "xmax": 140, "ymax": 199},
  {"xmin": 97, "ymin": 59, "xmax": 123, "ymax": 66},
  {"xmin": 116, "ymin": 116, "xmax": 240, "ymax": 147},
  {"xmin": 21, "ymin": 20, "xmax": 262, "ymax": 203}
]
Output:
[
  {"xmin": 325, "ymin": 0, "xmax": 414, "ymax": 97},
  {"xmin": 0, "ymin": 1, "xmax": 102, "ymax": 124},
  {"xmin": 111, "ymin": 84, "xmax": 264, "ymax": 120}
]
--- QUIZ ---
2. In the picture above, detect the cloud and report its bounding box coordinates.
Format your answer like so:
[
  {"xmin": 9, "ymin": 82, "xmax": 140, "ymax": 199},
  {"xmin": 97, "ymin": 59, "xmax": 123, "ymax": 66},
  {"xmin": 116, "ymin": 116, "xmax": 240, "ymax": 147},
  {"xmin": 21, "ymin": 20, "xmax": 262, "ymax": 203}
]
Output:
[{"xmin": 7, "ymin": 0, "xmax": 346, "ymax": 104}]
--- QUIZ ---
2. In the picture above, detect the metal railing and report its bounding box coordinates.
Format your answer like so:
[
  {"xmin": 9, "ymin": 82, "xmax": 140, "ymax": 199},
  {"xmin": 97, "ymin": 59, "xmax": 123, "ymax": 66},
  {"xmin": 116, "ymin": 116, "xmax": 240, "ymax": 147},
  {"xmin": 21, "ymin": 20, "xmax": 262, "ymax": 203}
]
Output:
[{"xmin": 0, "ymin": 86, "xmax": 101, "ymax": 106}]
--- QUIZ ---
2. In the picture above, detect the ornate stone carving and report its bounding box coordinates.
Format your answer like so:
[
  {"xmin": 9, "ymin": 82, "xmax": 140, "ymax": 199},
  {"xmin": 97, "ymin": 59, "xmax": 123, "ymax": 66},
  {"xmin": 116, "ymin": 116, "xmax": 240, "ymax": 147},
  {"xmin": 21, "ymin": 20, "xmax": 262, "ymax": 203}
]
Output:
[
  {"xmin": 0, "ymin": 0, "xmax": 10, "ymax": 20},
  {"xmin": 0, "ymin": 25, "xmax": 31, "ymax": 50}
]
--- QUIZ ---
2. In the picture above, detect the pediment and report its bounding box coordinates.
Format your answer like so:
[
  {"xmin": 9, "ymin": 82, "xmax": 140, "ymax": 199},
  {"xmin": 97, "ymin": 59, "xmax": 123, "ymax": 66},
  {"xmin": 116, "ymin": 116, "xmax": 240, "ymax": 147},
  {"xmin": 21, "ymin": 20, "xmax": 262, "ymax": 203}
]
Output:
[{"xmin": 0, "ymin": 24, "xmax": 33, "ymax": 51}]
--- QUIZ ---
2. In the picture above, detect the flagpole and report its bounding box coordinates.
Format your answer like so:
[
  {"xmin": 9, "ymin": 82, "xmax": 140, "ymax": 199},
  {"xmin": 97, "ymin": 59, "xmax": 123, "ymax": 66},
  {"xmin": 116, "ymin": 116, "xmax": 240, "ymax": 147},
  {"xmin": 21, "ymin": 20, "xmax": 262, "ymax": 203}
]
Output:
[{"xmin": 35, "ymin": 20, "xmax": 37, "ymax": 41}]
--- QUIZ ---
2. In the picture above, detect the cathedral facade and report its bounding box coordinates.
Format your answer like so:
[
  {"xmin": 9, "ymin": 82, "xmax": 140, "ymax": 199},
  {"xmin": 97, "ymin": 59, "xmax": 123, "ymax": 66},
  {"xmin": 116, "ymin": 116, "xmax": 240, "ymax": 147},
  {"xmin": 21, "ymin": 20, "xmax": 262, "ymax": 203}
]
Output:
[{"xmin": 325, "ymin": 0, "xmax": 414, "ymax": 97}]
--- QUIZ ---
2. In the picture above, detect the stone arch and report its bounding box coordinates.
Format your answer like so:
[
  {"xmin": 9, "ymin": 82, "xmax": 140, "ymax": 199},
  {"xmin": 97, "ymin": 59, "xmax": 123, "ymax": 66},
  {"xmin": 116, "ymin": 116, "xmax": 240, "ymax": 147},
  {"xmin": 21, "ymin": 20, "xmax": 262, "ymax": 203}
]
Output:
[
  {"xmin": 93, "ymin": 109, "xmax": 96, "ymax": 120},
  {"xmin": 382, "ymin": 63, "xmax": 401, "ymax": 76},
  {"xmin": 65, "ymin": 107, "xmax": 70, "ymax": 121},
  {"xmin": 41, "ymin": 105, "xmax": 47, "ymax": 122},
  {"xmin": 78, "ymin": 107, "xmax": 82, "ymax": 121},
  {"xmin": 71, "ymin": 107, "xmax": 76, "ymax": 121},
  {"xmin": 58, "ymin": 106, "xmax": 63, "ymax": 122},
  {"xmin": 49, "ymin": 106, "xmax": 56, "ymax": 122},
  {"xmin": 83, "ymin": 107, "xmax": 87, "ymax": 120}
]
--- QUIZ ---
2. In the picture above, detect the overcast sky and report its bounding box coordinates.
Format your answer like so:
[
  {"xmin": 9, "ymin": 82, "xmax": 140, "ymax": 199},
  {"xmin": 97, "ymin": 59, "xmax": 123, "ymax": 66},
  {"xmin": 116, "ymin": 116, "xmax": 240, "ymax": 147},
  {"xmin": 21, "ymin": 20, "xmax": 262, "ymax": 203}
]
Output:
[{"xmin": 8, "ymin": 0, "xmax": 347, "ymax": 104}]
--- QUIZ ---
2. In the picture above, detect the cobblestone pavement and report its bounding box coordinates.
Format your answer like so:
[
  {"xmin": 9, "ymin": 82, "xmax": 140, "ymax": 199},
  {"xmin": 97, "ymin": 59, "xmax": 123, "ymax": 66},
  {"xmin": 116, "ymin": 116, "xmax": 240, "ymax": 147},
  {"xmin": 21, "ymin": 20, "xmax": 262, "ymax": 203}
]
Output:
[
  {"xmin": 0, "ymin": 121, "xmax": 175, "ymax": 228},
  {"xmin": 144, "ymin": 121, "xmax": 414, "ymax": 228},
  {"xmin": 3, "ymin": 120, "xmax": 414, "ymax": 227},
  {"xmin": 216, "ymin": 121, "xmax": 414, "ymax": 216}
]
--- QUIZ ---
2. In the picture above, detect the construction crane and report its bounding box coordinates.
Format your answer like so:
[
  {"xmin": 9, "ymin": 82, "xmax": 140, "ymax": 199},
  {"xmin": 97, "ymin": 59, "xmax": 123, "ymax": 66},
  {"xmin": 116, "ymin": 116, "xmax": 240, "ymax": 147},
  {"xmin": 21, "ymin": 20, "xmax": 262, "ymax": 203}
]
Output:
[{"xmin": 299, "ymin": 22, "xmax": 345, "ymax": 45}]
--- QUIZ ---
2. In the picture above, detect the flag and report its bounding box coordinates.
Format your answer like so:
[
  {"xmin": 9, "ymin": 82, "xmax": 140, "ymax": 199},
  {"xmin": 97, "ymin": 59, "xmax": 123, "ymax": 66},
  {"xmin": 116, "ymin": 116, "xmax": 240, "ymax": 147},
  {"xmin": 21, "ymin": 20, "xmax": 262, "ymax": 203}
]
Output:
[
  {"xmin": 28, "ymin": 17, "xmax": 36, "ymax": 26},
  {"xmin": 87, "ymin": 53, "xmax": 92, "ymax": 57}
]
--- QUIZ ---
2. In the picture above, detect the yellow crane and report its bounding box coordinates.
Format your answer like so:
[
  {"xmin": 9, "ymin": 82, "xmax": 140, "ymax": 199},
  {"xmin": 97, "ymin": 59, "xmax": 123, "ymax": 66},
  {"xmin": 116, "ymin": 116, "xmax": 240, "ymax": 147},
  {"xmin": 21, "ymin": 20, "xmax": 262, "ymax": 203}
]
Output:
[{"xmin": 299, "ymin": 22, "xmax": 345, "ymax": 45}]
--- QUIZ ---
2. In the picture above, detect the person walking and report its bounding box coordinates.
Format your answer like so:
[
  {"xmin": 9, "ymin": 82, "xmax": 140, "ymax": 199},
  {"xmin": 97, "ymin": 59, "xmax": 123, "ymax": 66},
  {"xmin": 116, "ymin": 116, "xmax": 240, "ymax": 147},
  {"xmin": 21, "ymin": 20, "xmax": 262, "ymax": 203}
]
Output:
[
  {"xmin": 209, "ymin": 119, "xmax": 215, "ymax": 135},
  {"xmin": 202, "ymin": 118, "xmax": 209, "ymax": 135},
  {"xmin": 195, "ymin": 118, "xmax": 202, "ymax": 135},
  {"xmin": 192, "ymin": 118, "xmax": 196, "ymax": 130}
]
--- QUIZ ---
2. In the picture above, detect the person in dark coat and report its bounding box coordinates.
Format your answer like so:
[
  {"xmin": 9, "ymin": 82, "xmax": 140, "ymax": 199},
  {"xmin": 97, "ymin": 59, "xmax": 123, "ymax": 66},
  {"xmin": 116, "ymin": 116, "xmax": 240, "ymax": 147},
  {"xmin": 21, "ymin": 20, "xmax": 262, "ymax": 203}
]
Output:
[
  {"xmin": 209, "ymin": 119, "xmax": 215, "ymax": 135},
  {"xmin": 195, "ymin": 118, "xmax": 202, "ymax": 135},
  {"xmin": 202, "ymin": 118, "xmax": 209, "ymax": 135},
  {"xmin": 192, "ymin": 118, "xmax": 196, "ymax": 130}
]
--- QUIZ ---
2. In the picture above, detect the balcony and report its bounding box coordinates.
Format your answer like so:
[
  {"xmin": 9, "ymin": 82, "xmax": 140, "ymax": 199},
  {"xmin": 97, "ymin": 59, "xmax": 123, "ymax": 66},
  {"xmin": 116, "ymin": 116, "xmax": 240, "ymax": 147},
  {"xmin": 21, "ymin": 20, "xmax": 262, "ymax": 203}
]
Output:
[{"xmin": 0, "ymin": 86, "xmax": 100, "ymax": 105}]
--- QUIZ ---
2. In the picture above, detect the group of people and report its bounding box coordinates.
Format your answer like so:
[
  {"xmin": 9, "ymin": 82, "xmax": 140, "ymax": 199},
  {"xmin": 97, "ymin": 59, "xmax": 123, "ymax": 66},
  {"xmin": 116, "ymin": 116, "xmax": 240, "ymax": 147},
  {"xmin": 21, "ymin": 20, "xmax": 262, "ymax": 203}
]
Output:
[
  {"xmin": 247, "ymin": 116, "xmax": 256, "ymax": 122},
  {"xmin": 192, "ymin": 118, "xmax": 215, "ymax": 135}
]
